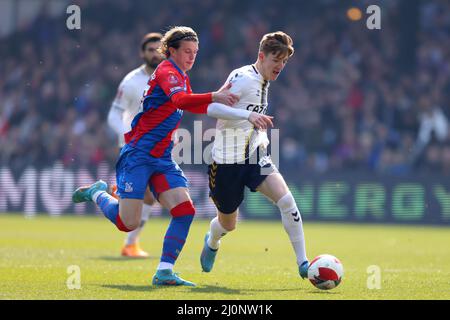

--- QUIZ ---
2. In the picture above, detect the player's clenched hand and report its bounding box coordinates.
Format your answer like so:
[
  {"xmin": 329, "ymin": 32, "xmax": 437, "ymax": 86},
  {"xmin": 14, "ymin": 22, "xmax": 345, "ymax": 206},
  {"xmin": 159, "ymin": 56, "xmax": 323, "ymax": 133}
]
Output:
[
  {"xmin": 248, "ymin": 112, "xmax": 274, "ymax": 130},
  {"xmin": 212, "ymin": 82, "xmax": 240, "ymax": 106}
]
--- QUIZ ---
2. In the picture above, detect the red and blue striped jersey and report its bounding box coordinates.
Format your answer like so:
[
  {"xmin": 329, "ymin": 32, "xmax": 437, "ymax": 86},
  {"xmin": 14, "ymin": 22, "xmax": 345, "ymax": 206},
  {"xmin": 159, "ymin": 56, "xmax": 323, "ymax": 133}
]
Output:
[{"xmin": 124, "ymin": 59, "xmax": 211, "ymax": 159}]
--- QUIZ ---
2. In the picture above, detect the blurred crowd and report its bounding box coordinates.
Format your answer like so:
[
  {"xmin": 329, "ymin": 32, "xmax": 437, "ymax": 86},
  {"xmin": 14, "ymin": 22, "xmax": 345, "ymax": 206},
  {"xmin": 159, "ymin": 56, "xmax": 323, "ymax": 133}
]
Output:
[{"xmin": 0, "ymin": 0, "xmax": 449, "ymax": 176}]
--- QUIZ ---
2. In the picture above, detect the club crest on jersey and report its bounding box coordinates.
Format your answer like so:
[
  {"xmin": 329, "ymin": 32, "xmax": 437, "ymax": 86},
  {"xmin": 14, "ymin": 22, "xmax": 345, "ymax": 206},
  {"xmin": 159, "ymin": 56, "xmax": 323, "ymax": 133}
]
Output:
[{"xmin": 168, "ymin": 73, "xmax": 179, "ymax": 85}]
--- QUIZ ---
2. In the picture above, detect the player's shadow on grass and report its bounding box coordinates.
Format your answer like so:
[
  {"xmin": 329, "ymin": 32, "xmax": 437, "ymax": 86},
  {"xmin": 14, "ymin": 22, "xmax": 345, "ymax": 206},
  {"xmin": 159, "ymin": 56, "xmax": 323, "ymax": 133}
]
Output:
[
  {"xmin": 101, "ymin": 284, "xmax": 157, "ymax": 292},
  {"xmin": 242, "ymin": 288, "xmax": 307, "ymax": 293},
  {"xmin": 101, "ymin": 284, "xmax": 244, "ymax": 295},
  {"xmin": 190, "ymin": 285, "xmax": 244, "ymax": 295},
  {"xmin": 190, "ymin": 286, "xmax": 309, "ymax": 295},
  {"xmin": 306, "ymin": 290, "xmax": 341, "ymax": 295},
  {"xmin": 92, "ymin": 256, "xmax": 158, "ymax": 261}
]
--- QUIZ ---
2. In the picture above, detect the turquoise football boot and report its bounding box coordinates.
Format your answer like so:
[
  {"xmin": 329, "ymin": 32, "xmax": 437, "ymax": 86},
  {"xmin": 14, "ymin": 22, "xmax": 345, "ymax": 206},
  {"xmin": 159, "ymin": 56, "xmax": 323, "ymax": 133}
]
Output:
[
  {"xmin": 72, "ymin": 180, "xmax": 108, "ymax": 203},
  {"xmin": 152, "ymin": 269, "xmax": 196, "ymax": 287},
  {"xmin": 299, "ymin": 260, "xmax": 310, "ymax": 279},
  {"xmin": 200, "ymin": 232, "xmax": 218, "ymax": 272}
]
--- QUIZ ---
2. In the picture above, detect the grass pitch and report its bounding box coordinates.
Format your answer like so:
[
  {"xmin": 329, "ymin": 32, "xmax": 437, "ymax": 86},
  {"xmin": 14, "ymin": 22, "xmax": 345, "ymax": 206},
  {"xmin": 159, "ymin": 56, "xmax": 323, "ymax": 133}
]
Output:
[{"xmin": 0, "ymin": 214, "xmax": 449, "ymax": 300}]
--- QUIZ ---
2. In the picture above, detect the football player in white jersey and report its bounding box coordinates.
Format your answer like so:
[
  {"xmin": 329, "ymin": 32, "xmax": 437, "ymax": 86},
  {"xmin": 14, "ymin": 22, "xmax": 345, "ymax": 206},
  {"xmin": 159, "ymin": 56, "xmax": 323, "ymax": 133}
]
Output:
[
  {"xmin": 200, "ymin": 31, "xmax": 310, "ymax": 279},
  {"xmin": 107, "ymin": 33, "xmax": 164, "ymax": 258}
]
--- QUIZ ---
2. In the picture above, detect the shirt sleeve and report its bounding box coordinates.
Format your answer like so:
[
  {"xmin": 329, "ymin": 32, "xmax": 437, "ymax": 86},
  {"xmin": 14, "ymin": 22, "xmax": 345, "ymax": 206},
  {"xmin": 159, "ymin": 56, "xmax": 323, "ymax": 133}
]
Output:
[
  {"xmin": 225, "ymin": 70, "xmax": 246, "ymax": 98},
  {"xmin": 113, "ymin": 79, "xmax": 135, "ymax": 111},
  {"xmin": 171, "ymin": 92, "xmax": 212, "ymax": 113},
  {"xmin": 207, "ymin": 102, "xmax": 251, "ymax": 120},
  {"xmin": 109, "ymin": 80, "xmax": 132, "ymax": 134},
  {"xmin": 157, "ymin": 67, "xmax": 186, "ymax": 98},
  {"xmin": 157, "ymin": 68, "xmax": 212, "ymax": 113},
  {"xmin": 107, "ymin": 104, "xmax": 127, "ymax": 135}
]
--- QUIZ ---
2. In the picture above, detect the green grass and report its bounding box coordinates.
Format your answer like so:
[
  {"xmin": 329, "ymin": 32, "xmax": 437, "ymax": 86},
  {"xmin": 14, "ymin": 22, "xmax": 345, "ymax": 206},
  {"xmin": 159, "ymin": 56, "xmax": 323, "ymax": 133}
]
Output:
[{"xmin": 0, "ymin": 214, "xmax": 449, "ymax": 300}]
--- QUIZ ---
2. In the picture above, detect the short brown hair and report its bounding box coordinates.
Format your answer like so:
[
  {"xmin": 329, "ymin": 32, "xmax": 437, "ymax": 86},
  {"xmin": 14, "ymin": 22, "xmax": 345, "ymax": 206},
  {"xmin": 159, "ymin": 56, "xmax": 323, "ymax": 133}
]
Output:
[
  {"xmin": 259, "ymin": 31, "xmax": 294, "ymax": 58},
  {"xmin": 159, "ymin": 26, "xmax": 199, "ymax": 58},
  {"xmin": 140, "ymin": 32, "xmax": 163, "ymax": 51}
]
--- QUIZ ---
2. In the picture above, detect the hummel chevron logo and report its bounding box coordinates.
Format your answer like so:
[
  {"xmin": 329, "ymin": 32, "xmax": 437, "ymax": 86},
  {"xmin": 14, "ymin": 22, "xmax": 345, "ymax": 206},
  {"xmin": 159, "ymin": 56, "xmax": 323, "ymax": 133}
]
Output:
[{"xmin": 291, "ymin": 212, "xmax": 300, "ymax": 222}]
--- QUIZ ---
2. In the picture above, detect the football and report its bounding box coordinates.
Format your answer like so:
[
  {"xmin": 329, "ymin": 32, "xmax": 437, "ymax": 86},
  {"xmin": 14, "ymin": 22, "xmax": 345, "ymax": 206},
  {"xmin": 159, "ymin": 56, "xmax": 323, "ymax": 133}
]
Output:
[{"xmin": 307, "ymin": 254, "xmax": 344, "ymax": 290}]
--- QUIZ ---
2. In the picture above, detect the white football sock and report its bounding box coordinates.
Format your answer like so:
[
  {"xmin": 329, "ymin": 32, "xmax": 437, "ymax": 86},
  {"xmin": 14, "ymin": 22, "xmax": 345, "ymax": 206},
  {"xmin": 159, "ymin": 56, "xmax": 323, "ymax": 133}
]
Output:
[
  {"xmin": 277, "ymin": 192, "xmax": 308, "ymax": 266},
  {"xmin": 125, "ymin": 203, "xmax": 152, "ymax": 245},
  {"xmin": 92, "ymin": 190, "xmax": 106, "ymax": 203},
  {"xmin": 157, "ymin": 262, "xmax": 173, "ymax": 271},
  {"xmin": 207, "ymin": 217, "xmax": 228, "ymax": 250}
]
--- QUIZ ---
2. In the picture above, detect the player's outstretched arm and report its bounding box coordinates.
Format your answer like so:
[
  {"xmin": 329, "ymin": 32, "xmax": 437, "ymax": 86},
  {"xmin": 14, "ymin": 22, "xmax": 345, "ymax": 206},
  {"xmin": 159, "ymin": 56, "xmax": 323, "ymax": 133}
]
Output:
[
  {"xmin": 170, "ymin": 82, "xmax": 240, "ymax": 114},
  {"xmin": 207, "ymin": 102, "xmax": 251, "ymax": 120}
]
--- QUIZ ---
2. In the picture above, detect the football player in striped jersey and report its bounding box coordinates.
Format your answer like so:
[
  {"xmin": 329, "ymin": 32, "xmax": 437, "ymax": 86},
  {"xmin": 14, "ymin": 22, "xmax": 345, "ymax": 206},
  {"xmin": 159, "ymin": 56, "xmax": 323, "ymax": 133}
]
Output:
[
  {"xmin": 72, "ymin": 26, "xmax": 266, "ymax": 286},
  {"xmin": 107, "ymin": 32, "xmax": 163, "ymax": 258},
  {"xmin": 200, "ymin": 31, "xmax": 310, "ymax": 280}
]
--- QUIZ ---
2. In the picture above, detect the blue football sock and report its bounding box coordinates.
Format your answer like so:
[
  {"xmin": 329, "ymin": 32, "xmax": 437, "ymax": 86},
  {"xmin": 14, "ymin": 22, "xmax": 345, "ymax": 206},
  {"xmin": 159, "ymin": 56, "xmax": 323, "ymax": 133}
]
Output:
[
  {"xmin": 95, "ymin": 192, "xmax": 130, "ymax": 232},
  {"xmin": 160, "ymin": 215, "xmax": 194, "ymax": 265}
]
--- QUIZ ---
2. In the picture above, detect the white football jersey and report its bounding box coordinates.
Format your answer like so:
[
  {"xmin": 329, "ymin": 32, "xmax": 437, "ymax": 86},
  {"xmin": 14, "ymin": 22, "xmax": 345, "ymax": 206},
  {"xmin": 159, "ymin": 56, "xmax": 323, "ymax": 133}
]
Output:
[
  {"xmin": 212, "ymin": 65, "xmax": 270, "ymax": 164},
  {"xmin": 110, "ymin": 65, "xmax": 150, "ymax": 146}
]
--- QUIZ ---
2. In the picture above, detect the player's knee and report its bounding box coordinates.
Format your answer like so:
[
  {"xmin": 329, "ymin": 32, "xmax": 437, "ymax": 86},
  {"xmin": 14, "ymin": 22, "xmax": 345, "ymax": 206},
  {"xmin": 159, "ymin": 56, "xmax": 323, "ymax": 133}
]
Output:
[
  {"xmin": 218, "ymin": 213, "xmax": 237, "ymax": 231},
  {"xmin": 124, "ymin": 224, "xmax": 138, "ymax": 232},
  {"xmin": 143, "ymin": 197, "xmax": 156, "ymax": 206},
  {"xmin": 223, "ymin": 222, "xmax": 236, "ymax": 232},
  {"xmin": 170, "ymin": 200, "xmax": 196, "ymax": 218},
  {"xmin": 115, "ymin": 213, "xmax": 140, "ymax": 232},
  {"xmin": 125, "ymin": 209, "xmax": 143, "ymax": 231},
  {"xmin": 143, "ymin": 190, "xmax": 156, "ymax": 206},
  {"xmin": 122, "ymin": 218, "xmax": 140, "ymax": 231},
  {"xmin": 276, "ymin": 192, "xmax": 297, "ymax": 213}
]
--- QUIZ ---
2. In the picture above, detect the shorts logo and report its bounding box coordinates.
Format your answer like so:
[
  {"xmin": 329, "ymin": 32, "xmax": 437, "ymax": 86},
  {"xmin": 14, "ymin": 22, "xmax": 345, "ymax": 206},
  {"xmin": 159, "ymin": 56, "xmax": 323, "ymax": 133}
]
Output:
[
  {"xmin": 124, "ymin": 182, "xmax": 133, "ymax": 193},
  {"xmin": 258, "ymin": 155, "xmax": 272, "ymax": 167}
]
